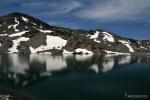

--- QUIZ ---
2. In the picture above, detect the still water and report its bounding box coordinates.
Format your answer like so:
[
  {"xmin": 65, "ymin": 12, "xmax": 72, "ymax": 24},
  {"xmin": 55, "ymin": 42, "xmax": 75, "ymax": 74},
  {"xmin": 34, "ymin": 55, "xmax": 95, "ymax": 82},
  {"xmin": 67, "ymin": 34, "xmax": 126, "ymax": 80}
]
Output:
[{"xmin": 0, "ymin": 54, "xmax": 150, "ymax": 100}]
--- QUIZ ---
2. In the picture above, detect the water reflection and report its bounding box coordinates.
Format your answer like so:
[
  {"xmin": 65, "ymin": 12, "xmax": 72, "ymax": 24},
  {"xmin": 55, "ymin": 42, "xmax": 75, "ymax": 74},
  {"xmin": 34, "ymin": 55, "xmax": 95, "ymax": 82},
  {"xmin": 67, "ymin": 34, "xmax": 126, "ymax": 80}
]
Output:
[
  {"xmin": 30, "ymin": 54, "xmax": 67, "ymax": 72},
  {"xmin": 89, "ymin": 64, "xmax": 99, "ymax": 73},
  {"xmin": 0, "ymin": 54, "xmax": 150, "ymax": 88},
  {"xmin": 9, "ymin": 54, "xmax": 29, "ymax": 74},
  {"xmin": 118, "ymin": 55, "xmax": 131, "ymax": 65},
  {"xmin": 102, "ymin": 57, "xmax": 114, "ymax": 72}
]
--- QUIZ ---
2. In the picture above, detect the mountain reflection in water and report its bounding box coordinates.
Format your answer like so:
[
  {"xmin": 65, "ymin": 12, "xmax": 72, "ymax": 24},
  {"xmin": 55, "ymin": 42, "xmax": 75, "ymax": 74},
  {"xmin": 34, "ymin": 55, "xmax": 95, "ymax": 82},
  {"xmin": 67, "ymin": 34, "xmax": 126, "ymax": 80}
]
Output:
[
  {"xmin": 0, "ymin": 54, "xmax": 149, "ymax": 89},
  {"xmin": 0, "ymin": 54, "xmax": 150, "ymax": 100}
]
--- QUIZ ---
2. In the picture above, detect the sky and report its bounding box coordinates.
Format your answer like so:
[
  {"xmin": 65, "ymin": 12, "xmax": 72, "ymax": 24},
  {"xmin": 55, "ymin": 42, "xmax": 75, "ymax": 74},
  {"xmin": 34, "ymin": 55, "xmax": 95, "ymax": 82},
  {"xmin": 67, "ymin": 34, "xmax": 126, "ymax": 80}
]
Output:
[{"xmin": 0, "ymin": 0, "xmax": 150, "ymax": 40}]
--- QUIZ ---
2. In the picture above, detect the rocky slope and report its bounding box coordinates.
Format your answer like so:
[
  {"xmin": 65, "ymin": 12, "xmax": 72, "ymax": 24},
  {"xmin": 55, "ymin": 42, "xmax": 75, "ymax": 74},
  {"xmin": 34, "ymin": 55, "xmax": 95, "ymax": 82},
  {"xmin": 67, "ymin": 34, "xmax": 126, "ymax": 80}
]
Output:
[{"xmin": 0, "ymin": 12, "xmax": 149, "ymax": 54}]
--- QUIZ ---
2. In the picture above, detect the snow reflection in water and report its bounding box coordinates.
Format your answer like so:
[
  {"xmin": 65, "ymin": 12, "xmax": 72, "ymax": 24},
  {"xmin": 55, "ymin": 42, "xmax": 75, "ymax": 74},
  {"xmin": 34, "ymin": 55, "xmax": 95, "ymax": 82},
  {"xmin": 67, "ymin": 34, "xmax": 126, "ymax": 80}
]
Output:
[{"xmin": 0, "ymin": 54, "xmax": 149, "ymax": 88}]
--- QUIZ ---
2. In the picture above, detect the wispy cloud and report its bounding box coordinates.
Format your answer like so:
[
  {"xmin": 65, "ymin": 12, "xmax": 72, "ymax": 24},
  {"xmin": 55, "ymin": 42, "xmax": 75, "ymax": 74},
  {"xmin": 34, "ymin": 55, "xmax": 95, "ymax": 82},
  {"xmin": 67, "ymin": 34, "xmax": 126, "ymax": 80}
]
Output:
[
  {"xmin": 21, "ymin": 0, "xmax": 82, "ymax": 15},
  {"xmin": 75, "ymin": 0, "xmax": 150, "ymax": 22}
]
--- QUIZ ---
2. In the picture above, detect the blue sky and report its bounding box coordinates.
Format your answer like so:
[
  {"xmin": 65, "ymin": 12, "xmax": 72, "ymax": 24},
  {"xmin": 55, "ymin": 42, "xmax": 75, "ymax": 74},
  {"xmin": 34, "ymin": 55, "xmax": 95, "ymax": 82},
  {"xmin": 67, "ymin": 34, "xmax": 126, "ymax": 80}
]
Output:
[{"xmin": 0, "ymin": 0, "xmax": 150, "ymax": 40}]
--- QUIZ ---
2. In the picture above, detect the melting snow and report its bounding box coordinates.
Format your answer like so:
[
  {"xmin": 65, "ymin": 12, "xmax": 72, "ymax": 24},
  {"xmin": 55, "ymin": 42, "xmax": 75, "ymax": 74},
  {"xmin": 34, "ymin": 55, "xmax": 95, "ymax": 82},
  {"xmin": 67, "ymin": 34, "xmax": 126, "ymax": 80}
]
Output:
[
  {"xmin": 0, "ymin": 34, "xmax": 7, "ymax": 36},
  {"xmin": 22, "ymin": 16, "xmax": 28, "ymax": 22},
  {"xmin": 104, "ymin": 50, "xmax": 129, "ymax": 56},
  {"xmin": 119, "ymin": 40, "xmax": 134, "ymax": 52},
  {"xmin": 102, "ymin": 32, "xmax": 114, "ymax": 42},
  {"xmin": 62, "ymin": 49, "xmax": 73, "ymax": 54},
  {"xmin": 30, "ymin": 35, "xmax": 67, "ymax": 53},
  {"xmin": 140, "ymin": 46, "xmax": 147, "ymax": 50},
  {"xmin": 13, "ymin": 17, "xmax": 19, "ymax": 32},
  {"xmin": 87, "ymin": 31, "xmax": 101, "ymax": 43},
  {"xmin": 32, "ymin": 22, "xmax": 37, "ymax": 26},
  {"xmin": 8, "ymin": 37, "xmax": 29, "ymax": 53},
  {"xmin": 39, "ymin": 29, "xmax": 53, "ymax": 33},
  {"xmin": 75, "ymin": 48, "xmax": 93, "ymax": 54},
  {"xmin": 89, "ymin": 64, "xmax": 99, "ymax": 73},
  {"xmin": 8, "ymin": 25, "xmax": 12, "ymax": 29},
  {"xmin": 9, "ymin": 31, "xmax": 28, "ymax": 37}
]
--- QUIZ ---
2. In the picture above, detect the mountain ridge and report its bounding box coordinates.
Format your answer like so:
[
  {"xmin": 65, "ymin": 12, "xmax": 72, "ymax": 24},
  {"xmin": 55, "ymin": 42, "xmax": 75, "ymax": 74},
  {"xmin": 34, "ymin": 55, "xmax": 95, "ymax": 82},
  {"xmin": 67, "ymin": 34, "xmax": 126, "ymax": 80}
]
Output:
[{"xmin": 0, "ymin": 12, "xmax": 149, "ymax": 54}]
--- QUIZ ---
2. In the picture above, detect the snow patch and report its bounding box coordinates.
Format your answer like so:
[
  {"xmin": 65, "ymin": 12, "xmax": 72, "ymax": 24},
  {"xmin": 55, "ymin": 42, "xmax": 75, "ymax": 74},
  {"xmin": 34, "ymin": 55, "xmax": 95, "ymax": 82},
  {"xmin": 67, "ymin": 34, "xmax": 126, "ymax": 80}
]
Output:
[
  {"xmin": 104, "ymin": 50, "xmax": 129, "ymax": 56},
  {"xmin": 22, "ymin": 16, "xmax": 28, "ymax": 22},
  {"xmin": 13, "ymin": 17, "xmax": 19, "ymax": 32},
  {"xmin": 0, "ymin": 34, "xmax": 7, "ymax": 36},
  {"xmin": 39, "ymin": 29, "xmax": 53, "ymax": 33},
  {"xmin": 8, "ymin": 37, "xmax": 29, "ymax": 53},
  {"xmin": 119, "ymin": 40, "xmax": 134, "ymax": 52},
  {"xmin": 140, "ymin": 46, "xmax": 147, "ymax": 50},
  {"xmin": 75, "ymin": 48, "xmax": 93, "ymax": 54},
  {"xmin": 8, "ymin": 25, "xmax": 12, "ymax": 29},
  {"xmin": 30, "ymin": 35, "xmax": 67, "ymax": 53},
  {"xmin": 102, "ymin": 32, "xmax": 114, "ymax": 42},
  {"xmin": 0, "ymin": 43, "xmax": 2, "ymax": 46},
  {"xmin": 31, "ymin": 22, "xmax": 37, "ymax": 26},
  {"xmin": 87, "ymin": 31, "xmax": 101, "ymax": 43},
  {"xmin": 9, "ymin": 31, "xmax": 28, "ymax": 37},
  {"xmin": 62, "ymin": 49, "xmax": 73, "ymax": 54}
]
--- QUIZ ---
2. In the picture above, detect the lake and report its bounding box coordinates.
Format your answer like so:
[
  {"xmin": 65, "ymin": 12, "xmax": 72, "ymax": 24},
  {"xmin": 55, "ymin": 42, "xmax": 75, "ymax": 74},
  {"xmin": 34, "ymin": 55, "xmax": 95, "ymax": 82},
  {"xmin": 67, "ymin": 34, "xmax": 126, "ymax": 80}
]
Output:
[{"xmin": 0, "ymin": 54, "xmax": 150, "ymax": 100}]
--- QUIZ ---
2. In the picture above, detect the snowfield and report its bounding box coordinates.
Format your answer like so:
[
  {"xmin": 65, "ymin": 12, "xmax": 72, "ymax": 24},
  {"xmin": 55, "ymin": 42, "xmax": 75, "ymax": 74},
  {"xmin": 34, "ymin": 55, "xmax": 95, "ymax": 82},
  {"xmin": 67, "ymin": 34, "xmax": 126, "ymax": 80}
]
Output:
[
  {"xmin": 7, "ymin": 17, "xmax": 19, "ymax": 32},
  {"xmin": 0, "ymin": 34, "xmax": 7, "ymax": 36},
  {"xmin": 8, "ymin": 37, "xmax": 29, "ymax": 53},
  {"xmin": 118, "ymin": 40, "xmax": 134, "ymax": 52},
  {"xmin": 9, "ymin": 31, "xmax": 28, "ymax": 37},
  {"xmin": 39, "ymin": 29, "xmax": 53, "ymax": 33},
  {"xmin": 13, "ymin": 17, "xmax": 19, "ymax": 32},
  {"xmin": 22, "ymin": 16, "xmax": 28, "ymax": 22},
  {"xmin": 62, "ymin": 49, "xmax": 73, "ymax": 54},
  {"xmin": 102, "ymin": 32, "xmax": 114, "ymax": 42},
  {"xmin": 30, "ymin": 35, "xmax": 67, "ymax": 53},
  {"xmin": 75, "ymin": 48, "xmax": 93, "ymax": 54},
  {"xmin": 87, "ymin": 31, "xmax": 101, "ymax": 43},
  {"xmin": 104, "ymin": 50, "xmax": 129, "ymax": 55}
]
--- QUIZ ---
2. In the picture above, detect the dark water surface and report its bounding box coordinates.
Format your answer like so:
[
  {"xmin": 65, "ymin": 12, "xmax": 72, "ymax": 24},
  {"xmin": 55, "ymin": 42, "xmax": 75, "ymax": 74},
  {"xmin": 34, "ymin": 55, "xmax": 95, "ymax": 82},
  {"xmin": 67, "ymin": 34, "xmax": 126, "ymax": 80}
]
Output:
[{"xmin": 0, "ymin": 54, "xmax": 150, "ymax": 100}]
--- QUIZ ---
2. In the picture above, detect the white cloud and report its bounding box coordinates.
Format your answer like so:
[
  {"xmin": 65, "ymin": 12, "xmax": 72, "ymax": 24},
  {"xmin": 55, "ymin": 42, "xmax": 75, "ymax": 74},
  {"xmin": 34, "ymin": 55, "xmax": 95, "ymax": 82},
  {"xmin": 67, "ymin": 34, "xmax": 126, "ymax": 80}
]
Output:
[
  {"xmin": 22, "ymin": 0, "xmax": 82, "ymax": 15},
  {"xmin": 75, "ymin": 0, "xmax": 150, "ymax": 22}
]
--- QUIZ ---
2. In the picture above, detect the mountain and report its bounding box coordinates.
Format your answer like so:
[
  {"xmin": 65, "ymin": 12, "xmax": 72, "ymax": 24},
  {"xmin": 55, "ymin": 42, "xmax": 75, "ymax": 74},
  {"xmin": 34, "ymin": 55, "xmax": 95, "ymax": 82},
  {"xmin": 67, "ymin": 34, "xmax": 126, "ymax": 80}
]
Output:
[{"xmin": 0, "ymin": 12, "xmax": 150, "ymax": 54}]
